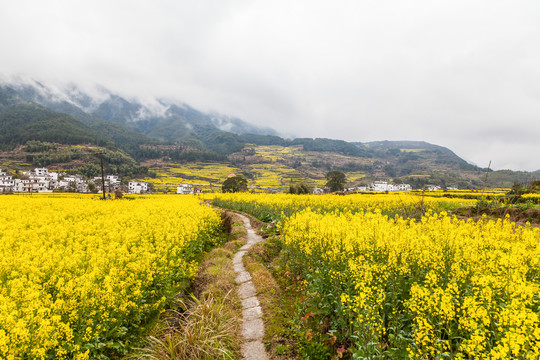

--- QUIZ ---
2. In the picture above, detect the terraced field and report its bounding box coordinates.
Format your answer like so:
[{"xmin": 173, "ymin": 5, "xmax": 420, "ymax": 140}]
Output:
[{"xmin": 144, "ymin": 145, "xmax": 367, "ymax": 191}]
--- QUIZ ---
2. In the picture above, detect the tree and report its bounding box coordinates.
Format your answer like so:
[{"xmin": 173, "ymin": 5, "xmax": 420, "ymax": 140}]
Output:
[
  {"xmin": 67, "ymin": 181, "xmax": 77, "ymax": 192},
  {"xmin": 222, "ymin": 176, "xmax": 248, "ymax": 193},
  {"xmin": 87, "ymin": 182, "xmax": 98, "ymax": 193},
  {"xmin": 326, "ymin": 171, "xmax": 346, "ymax": 192},
  {"xmin": 289, "ymin": 183, "xmax": 310, "ymax": 194}
]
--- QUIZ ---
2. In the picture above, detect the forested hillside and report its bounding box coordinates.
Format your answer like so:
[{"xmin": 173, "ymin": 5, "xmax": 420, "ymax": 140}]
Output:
[
  {"xmin": 0, "ymin": 104, "xmax": 111, "ymax": 150},
  {"xmin": 0, "ymin": 79, "xmax": 537, "ymax": 189}
]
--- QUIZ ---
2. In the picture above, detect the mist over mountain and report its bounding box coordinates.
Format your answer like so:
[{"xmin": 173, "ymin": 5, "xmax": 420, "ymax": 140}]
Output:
[
  {"xmin": 0, "ymin": 77, "xmax": 538, "ymax": 189},
  {"xmin": 1, "ymin": 78, "xmax": 280, "ymax": 155}
]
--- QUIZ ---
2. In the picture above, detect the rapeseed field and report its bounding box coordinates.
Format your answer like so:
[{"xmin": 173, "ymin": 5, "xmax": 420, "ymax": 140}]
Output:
[
  {"xmin": 213, "ymin": 193, "xmax": 540, "ymax": 358},
  {"xmin": 0, "ymin": 194, "xmax": 221, "ymax": 359}
]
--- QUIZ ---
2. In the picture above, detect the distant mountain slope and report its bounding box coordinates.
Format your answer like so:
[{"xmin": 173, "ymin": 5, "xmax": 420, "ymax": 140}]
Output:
[
  {"xmin": 0, "ymin": 78, "xmax": 537, "ymax": 189},
  {"xmin": 241, "ymin": 134, "xmax": 369, "ymax": 157},
  {"xmin": 0, "ymin": 83, "xmax": 161, "ymax": 153},
  {"xmin": 2, "ymin": 79, "xmax": 280, "ymax": 155},
  {"xmin": 361, "ymin": 140, "xmax": 478, "ymax": 169},
  {"xmin": 93, "ymin": 98, "xmax": 248, "ymax": 154},
  {"xmin": 210, "ymin": 114, "xmax": 279, "ymax": 136},
  {"xmin": 0, "ymin": 103, "xmax": 110, "ymax": 149}
]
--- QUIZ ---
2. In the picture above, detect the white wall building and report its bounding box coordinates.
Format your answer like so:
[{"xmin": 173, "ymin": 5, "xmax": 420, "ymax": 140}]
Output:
[
  {"xmin": 367, "ymin": 181, "xmax": 412, "ymax": 192},
  {"xmin": 372, "ymin": 181, "xmax": 390, "ymax": 191},
  {"xmin": 106, "ymin": 175, "xmax": 120, "ymax": 185},
  {"xmin": 177, "ymin": 183, "xmax": 194, "ymax": 195},
  {"xmin": 397, "ymin": 183, "xmax": 412, "ymax": 191},
  {"xmin": 34, "ymin": 168, "xmax": 49, "ymax": 176},
  {"xmin": 128, "ymin": 181, "xmax": 148, "ymax": 194},
  {"xmin": 13, "ymin": 179, "xmax": 51, "ymax": 193},
  {"xmin": 0, "ymin": 171, "xmax": 15, "ymax": 193}
]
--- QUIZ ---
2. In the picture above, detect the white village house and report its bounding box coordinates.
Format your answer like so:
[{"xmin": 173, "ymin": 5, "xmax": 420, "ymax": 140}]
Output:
[
  {"xmin": 177, "ymin": 183, "xmax": 194, "ymax": 195},
  {"xmin": 107, "ymin": 175, "xmax": 120, "ymax": 185},
  {"xmin": 0, "ymin": 168, "xmax": 124, "ymax": 193},
  {"xmin": 0, "ymin": 171, "xmax": 15, "ymax": 193},
  {"xmin": 368, "ymin": 181, "xmax": 411, "ymax": 192},
  {"xmin": 344, "ymin": 181, "xmax": 413, "ymax": 192},
  {"xmin": 128, "ymin": 181, "xmax": 148, "ymax": 194}
]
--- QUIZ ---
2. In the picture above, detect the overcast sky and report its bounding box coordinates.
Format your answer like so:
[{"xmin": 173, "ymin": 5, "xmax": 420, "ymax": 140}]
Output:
[{"xmin": 1, "ymin": 1, "xmax": 540, "ymax": 171}]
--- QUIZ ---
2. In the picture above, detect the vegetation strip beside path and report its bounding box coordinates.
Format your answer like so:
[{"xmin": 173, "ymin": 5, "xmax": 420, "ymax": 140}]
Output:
[{"xmin": 234, "ymin": 214, "xmax": 269, "ymax": 360}]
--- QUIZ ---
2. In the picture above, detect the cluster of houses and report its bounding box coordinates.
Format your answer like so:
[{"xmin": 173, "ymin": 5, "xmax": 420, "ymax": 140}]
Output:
[
  {"xmin": 345, "ymin": 181, "xmax": 457, "ymax": 192},
  {"xmin": 350, "ymin": 181, "xmax": 413, "ymax": 192},
  {"xmin": 309, "ymin": 181, "xmax": 414, "ymax": 194},
  {"xmin": 0, "ymin": 168, "xmax": 153, "ymax": 195},
  {"xmin": 1, "ymin": 168, "xmax": 457, "ymax": 195},
  {"xmin": 0, "ymin": 167, "xmax": 208, "ymax": 195}
]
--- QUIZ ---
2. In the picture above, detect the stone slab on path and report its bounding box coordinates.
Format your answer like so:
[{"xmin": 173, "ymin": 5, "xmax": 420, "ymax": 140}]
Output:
[
  {"xmin": 242, "ymin": 306, "xmax": 263, "ymax": 321},
  {"xmin": 233, "ymin": 213, "xmax": 269, "ymax": 360},
  {"xmin": 233, "ymin": 250, "xmax": 247, "ymax": 265},
  {"xmin": 235, "ymin": 271, "xmax": 252, "ymax": 284},
  {"xmin": 241, "ymin": 341, "xmax": 268, "ymax": 360},
  {"xmin": 238, "ymin": 281, "xmax": 257, "ymax": 299},
  {"xmin": 241, "ymin": 296, "xmax": 260, "ymax": 310},
  {"xmin": 242, "ymin": 317, "xmax": 265, "ymax": 339}
]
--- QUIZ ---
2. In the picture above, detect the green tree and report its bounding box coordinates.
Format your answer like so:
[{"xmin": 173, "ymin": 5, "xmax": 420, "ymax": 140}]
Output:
[
  {"xmin": 222, "ymin": 176, "xmax": 248, "ymax": 193},
  {"xmin": 289, "ymin": 183, "xmax": 310, "ymax": 194},
  {"xmin": 326, "ymin": 171, "xmax": 346, "ymax": 192},
  {"xmin": 67, "ymin": 181, "xmax": 77, "ymax": 192},
  {"xmin": 87, "ymin": 182, "xmax": 98, "ymax": 193}
]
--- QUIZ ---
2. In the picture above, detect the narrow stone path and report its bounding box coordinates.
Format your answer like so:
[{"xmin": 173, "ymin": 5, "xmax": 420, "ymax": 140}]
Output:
[{"xmin": 233, "ymin": 214, "xmax": 269, "ymax": 360}]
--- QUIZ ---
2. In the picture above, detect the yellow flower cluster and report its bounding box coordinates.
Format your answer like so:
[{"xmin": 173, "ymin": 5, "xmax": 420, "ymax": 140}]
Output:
[
  {"xmin": 282, "ymin": 209, "xmax": 540, "ymax": 358},
  {"xmin": 522, "ymin": 193, "xmax": 540, "ymax": 200},
  {"xmin": 0, "ymin": 194, "xmax": 221, "ymax": 359},
  {"xmin": 211, "ymin": 192, "xmax": 475, "ymax": 222}
]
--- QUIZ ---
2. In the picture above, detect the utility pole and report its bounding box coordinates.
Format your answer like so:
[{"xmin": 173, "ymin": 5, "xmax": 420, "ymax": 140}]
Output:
[
  {"xmin": 477, "ymin": 160, "xmax": 491, "ymax": 216},
  {"xmin": 100, "ymin": 152, "xmax": 106, "ymax": 200}
]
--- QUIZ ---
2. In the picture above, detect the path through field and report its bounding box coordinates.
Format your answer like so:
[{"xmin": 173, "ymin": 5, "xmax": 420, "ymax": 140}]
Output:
[{"xmin": 233, "ymin": 214, "xmax": 269, "ymax": 360}]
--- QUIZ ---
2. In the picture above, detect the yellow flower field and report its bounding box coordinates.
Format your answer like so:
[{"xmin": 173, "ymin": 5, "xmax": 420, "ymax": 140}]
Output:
[
  {"xmin": 212, "ymin": 192, "xmax": 540, "ymax": 358},
  {"xmin": 283, "ymin": 210, "xmax": 540, "ymax": 358},
  {"xmin": 0, "ymin": 194, "xmax": 221, "ymax": 359},
  {"xmin": 211, "ymin": 192, "xmax": 475, "ymax": 222}
]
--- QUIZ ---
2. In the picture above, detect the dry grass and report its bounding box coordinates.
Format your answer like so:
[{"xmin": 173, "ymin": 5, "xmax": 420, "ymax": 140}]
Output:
[
  {"xmin": 132, "ymin": 211, "xmax": 246, "ymax": 360},
  {"xmin": 134, "ymin": 293, "xmax": 239, "ymax": 360},
  {"xmin": 243, "ymin": 238, "xmax": 301, "ymax": 359}
]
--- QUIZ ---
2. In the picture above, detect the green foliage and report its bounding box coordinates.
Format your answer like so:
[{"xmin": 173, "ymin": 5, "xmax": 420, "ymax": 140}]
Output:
[
  {"xmin": 204, "ymin": 132, "xmax": 245, "ymax": 155},
  {"xmin": 289, "ymin": 183, "xmax": 310, "ymax": 194},
  {"xmin": 383, "ymin": 164, "xmax": 396, "ymax": 177},
  {"xmin": 240, "ymin": 135, "xmax": 370, "ymax": 157},
  {"xmin": 504, "ymin": 182, "xmax": 531, "ymax": 205},
  {"xmin": 78, "ymin": 164, "xmax": 101, "ymax": 178},
  {"xmin": 87, "ymin": 182, "xmax": 98, "ymax": 194},
  {"xmin": 221, "ymin": 176, "xmax": 248, "ymax": 193},
  {"xmin": 240, "ymin": 133, "xmax": 288, "ymax": 146},
  {"xmin": 529, "ymin": 180, "xmax": 540, "ymax": 192},
  {"xmin": 24, "ymin": 140, "xmax": 58, "ymax": 152},
  {"xmin": 167, "ymin": 149, "xmax": 227, "ymax": 163},
  {"xmin": 88, "ymin": 120, "xmax": 161, "ymax": 155},
  {"xmin": 326, "ymin": 171, "xmax": 346, "ymax": 192},
  {"xmin": 0, "ymin": 104, "xmax": 112, "ymax": 148},
  {"xmin": 292, "ymin": 138, "xmax": 368, "ymax": 157}
]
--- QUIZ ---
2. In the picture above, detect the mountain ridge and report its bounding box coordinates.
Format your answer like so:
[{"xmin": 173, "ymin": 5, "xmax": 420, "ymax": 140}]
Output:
[{"xmin": 0, "ymin": 78, "xmax": 538, "ymax": 189}]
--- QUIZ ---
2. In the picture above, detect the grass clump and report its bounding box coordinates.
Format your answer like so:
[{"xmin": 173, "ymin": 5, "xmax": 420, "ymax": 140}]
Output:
[
  {"xmin": 135, "ymin": 294, "xmax": 239, "ymax": 360},
  {"xmin": 133, "ymin": 211, "xmax": 245, "ymax": 360},
  {"xmin": 243, "ymin": 235, "xmax": 303, "ymax": 359}
]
